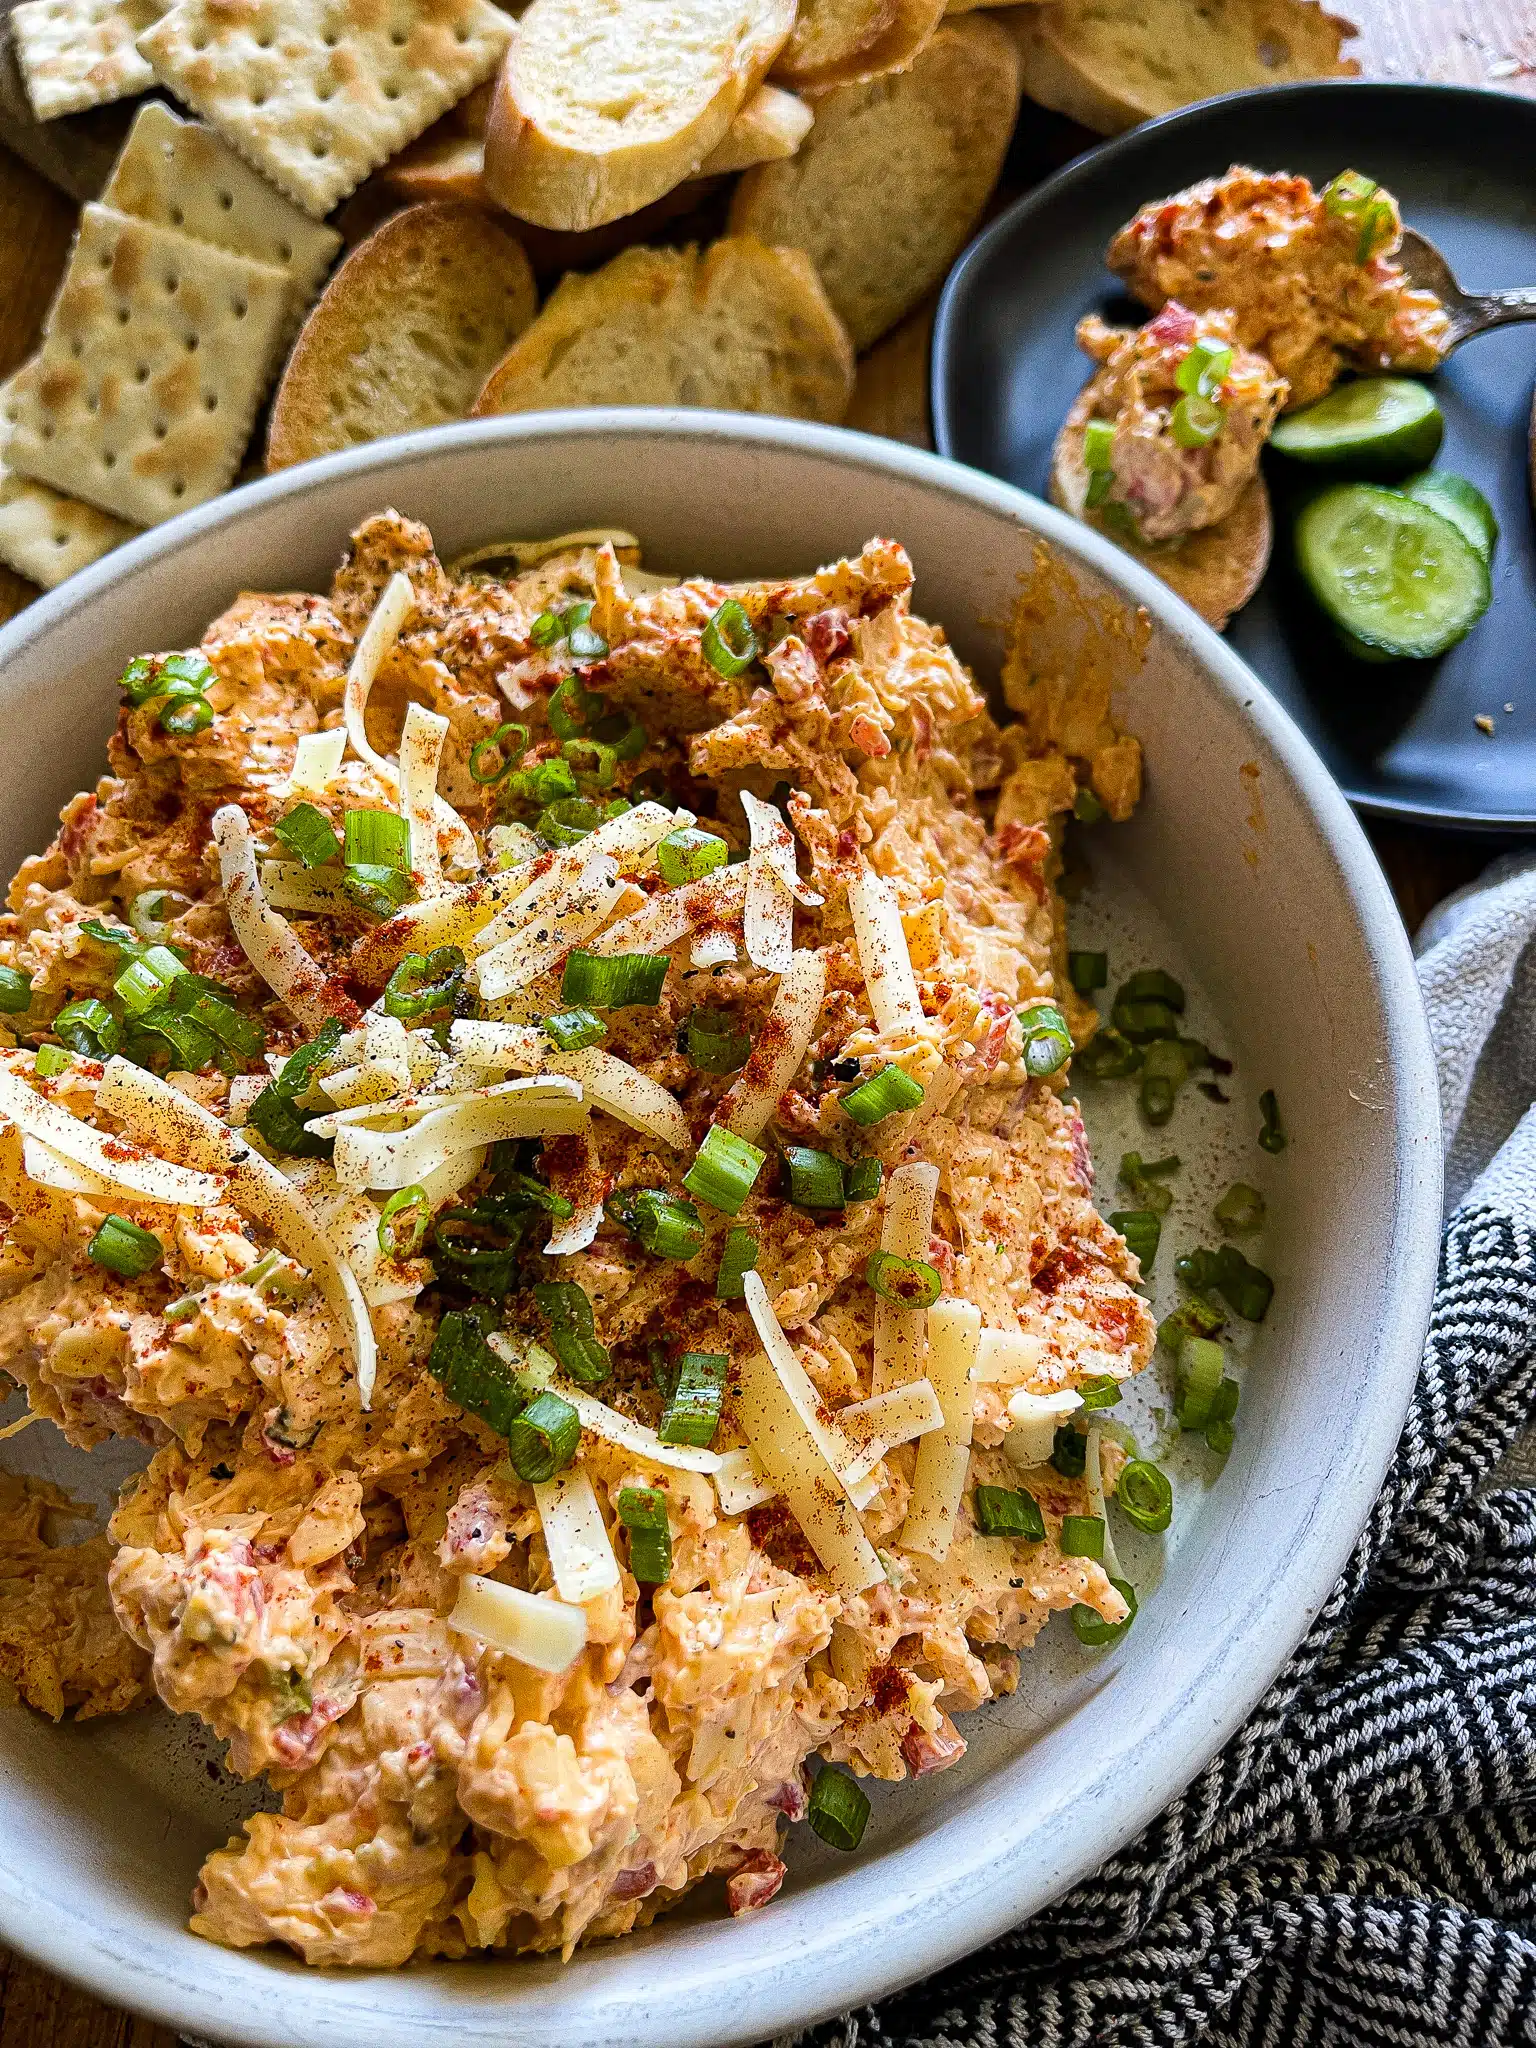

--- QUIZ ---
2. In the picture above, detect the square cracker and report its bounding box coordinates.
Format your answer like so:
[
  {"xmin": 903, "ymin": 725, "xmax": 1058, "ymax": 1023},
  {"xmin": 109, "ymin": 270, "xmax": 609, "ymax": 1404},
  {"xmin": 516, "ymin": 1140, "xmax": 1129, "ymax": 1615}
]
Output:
[
  {"xmin": 0, "ymin": 365, "xmax": 139, "ymax": 589},
  {"xmin": 136, "ymin": 0, "xmax": 514, "ymax": 220},
  {"xmin": 7, "ymin": 202, "xmax": 291, "ymax": 527},
  {"xmin": 103, "ymin": 101, "xmax": 341, "ymax": 340},
  {"xmin": 10, "ymin": 0, "xmax": 162, "ymax": 121}
]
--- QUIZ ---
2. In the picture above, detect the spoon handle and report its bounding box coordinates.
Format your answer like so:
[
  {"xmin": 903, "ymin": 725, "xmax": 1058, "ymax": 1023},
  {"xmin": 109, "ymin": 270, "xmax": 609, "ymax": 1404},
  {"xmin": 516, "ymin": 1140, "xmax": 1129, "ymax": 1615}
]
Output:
[{"xmin": 1454, "ymin": 285, "xmax": 1536, "ymax": 339}]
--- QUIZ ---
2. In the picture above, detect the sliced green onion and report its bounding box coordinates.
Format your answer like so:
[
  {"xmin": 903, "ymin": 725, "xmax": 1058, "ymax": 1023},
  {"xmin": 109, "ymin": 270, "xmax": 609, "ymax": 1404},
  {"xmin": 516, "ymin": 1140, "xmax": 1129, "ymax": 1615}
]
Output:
[
  {"xmin": 1017, "ymin": 1000, "xmax": 1072, "ymax": 1078},
  {"xmin": 1111, "ymin": 999, "xmax": 1178, "ymax": 1043},
  {"xmin": 342, "ymin": 808, "xmax": 410, "ymax": 872},
  {"xmin": 561, "ymin": 950, "xmax": 668, "ymax": 1009},
  {"xmin": 529, "ymin": 608, "xmax": 563, "ymax": 648},
  {"xmin": 974, "ymin": 1484, "xmax": 1045, "ymax": 1540},
  {"xmin": 244, "ymin": 1016, "xmax": 344, "ymax": 1160},
  {"xmin": 53, "ymin": 997, "xmax": 121, "ymax": 1059},
  {"xmin": 782, "ymin": 1144, "xmax": 845, "ymax": 1211},
  {"xmin": 536, "ymin": 796, "xmax": 606, "ymax": 846},
  {"xmin": 114, "ymin": 948, "xmax": 184, "ymax": 1016},
  {"xmin": 79, "ymin": 919, "xmax": 143, "ymax": 956},
  {"xmin": 701, "ymin": 599, "xmax": 760, "ymax": 679},
  {"xmin": 865, "ymin": 1248, "xmax": 942, "ymax": 1309},
  {"xmin": 507, "ymin": 1388, "xmax": 582, "ymax": 1483},
  {"xmin": 617, "ymin": 1485, "xmax": 672, "ymax": 1585},
  {"xmin": 1072, "ymin": 1578, "xmax": 1138, "ymax": 1645},
  {"xmin": 807, "ymin": 1765, "xmax": 869, "ymax": 1851},
  {"xmin": 1324, "ymin": 170, "xmax": 1378, "ymax": 215},
  {"xmin": 1259, "ymin": 1088, "xmax": 1286, "ymax": 1154},
  {"xmin": 548, "ymin": 675, "xmax": 602, "ymax": 742},
  {"xmin": 716, "ymin": 1227, "xmax": 759, "ymax": 1299},
  {"xmin": 128, "ymin": 891, "xmax": 177, "ymax": 941},
  {"xmin": 119, "ymin": 650, "xmax": 215, "ymax": 705},
  {"xmin": 469, "ymin": 722, "xmax": 530, "ymax": 785},
  {"xmin": 1118, "ymin": 969, "xmax": 1185, "ymax": 1011},
  {"xmin": 659, "ymin": 1351, "xmax": 727, "ymax": 1448},
  {"xmin": 34, "ymin": 1044, "xmax": 69, "ymax": 1078},
  {"xmin": 683, "ymin": 1124, "xmax": 766, "ymax": 1215},
  {"xmin": 343, "ymin": 862, "xmax": 415, "ymax": 918},
  {"xmin": 1206, "ymin": 1417, "xmax": 1235, "ymax": 1457},
  {"xmin": 684, "ymin": 1006, "xmax": 749, "ymax": 1073},
  {"xmin": 657, "ymin": 826, "xmax": 729, "ymax": 887},
  {"xmin": 274, "ymin": 802, "xmax": 341, "ymax": 868},
  {"xmin": 1116, "ymin": 1459, "xmax": 1173, "ymax": 1533},
  {"xmin": 1073, "ymin": 786, "xmax": 1106, "ymax": 824},
  {"xmin": 86, "ymin": 1213, "xmax": 162, "ymax": 1278},
  {"xmin": 1108, "ymin": 1207, "xmax": 1160, "ymax": 1270},
  {"xmin": 383, "ymin": 947, "xmax": 465, "ymax": 1022},
  {"xmin": 1214, "ymin": 1181, "xmax": 1265, "ymax": 1235},
  {"xmin": 1176, "ymin": 1335, "xmax": 1226, "ymax": 1429},
  {"xmin": 429, "ymin": 1307, "xmax": 529, "ymax": 1434},
  {"xmin": 1051, "ymin": 1425, "xmax": 1086, "ymax": 1477},
  {"xmin": 1119, "ymin": 1150, "xmax": 1178, "ymax": 1217},
  {"xmin": 596, "ymin": 712, "xmax": 648, "ymax": 760},
  {"xmin": 1171, "ymin": 394, "xmax": 1224, "ymax": 449},
  {"xmin": 1074, "ymin": 1029, "xmax": 1141, "ymax": 1081},
  {"xmin": 1083, "ymin": 418, "xmax": 1116, "ymax": 471},
  {"xmin": 545, "ymin": 1007, "xmax": 607, "ymax": 1052},
  {"xmin": 561, "ymin": 737, "xmax": 617, "ymax": 791},
  {"xmin": 1174, "ymin": 338, "xmax": 1233, "ymax": 400},
  {"xmin": 1068, "ymin": 951, "xmax": 1107, "ymax": 994},
  {"xmin": 1139, "ymin": 1039, "xmax": 1189, "ymax": 1126},
  {"xmin": 609, "ymin": 1187, "xmax": 706, "ymax": 1263},
  {"xmin": 1086, "ymin": 468, "xmax": 1114, "ymax": 509},
  {"xmin": 1077, "ymin": 1375, "xmax": 1121, "ymax": 1411},
  {"xmin": 533, "ymin": 1279, "xmax": 595, "ymax": 1335},
  {"xmin": 841, "ymin": 1064, "xmax": 925, "ymax": 1127},
  {"xmin": 844, "ymin": 1156, "xmax": 882, "ymax": 1203},
  {"xmin": 1158, "ymin": 1293, "xmax": 1226, "ymax": 1348},
  {"xmin": 1178, "ymin": 1244, "xmax": 1273, "ymax": 1323},
  {"xmin": 134, "ymin": 1006, "xmax": 217, "ymax": 1071},
  {"xmin": 430, "ymin": 1205, "xmax": 522, "ymax": 1298},
  {"xmin": 183, "ymin": 992, "xmax": 265, "ymax": 1061},
  {"xmin": 0, "ymin": 966, "xmax": 32, "ymax": 1013},
  {"xmin": 1060, "ymin": 1514, "xmax": 1104, "ymax": 1561},
  {"xmin": 378, "ymin": 1185, "xmax": 429, "ymax": 1261},
  {"xmin": 564, "ymin": 602, "xmax": 608, "ymax": 662}
]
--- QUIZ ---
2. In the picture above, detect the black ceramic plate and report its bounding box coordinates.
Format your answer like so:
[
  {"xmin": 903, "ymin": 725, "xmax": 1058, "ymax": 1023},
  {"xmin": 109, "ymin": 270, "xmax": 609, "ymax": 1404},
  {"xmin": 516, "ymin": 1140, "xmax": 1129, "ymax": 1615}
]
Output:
[{"xmin": 933, "ymin": 82, "xmax": 1536, "ymax": 829}]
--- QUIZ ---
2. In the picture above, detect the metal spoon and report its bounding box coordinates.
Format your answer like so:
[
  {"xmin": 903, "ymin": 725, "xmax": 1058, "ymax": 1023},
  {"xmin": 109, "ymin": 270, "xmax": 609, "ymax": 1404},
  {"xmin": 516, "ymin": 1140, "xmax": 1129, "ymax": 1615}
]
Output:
[{"xmin": 1397, "ymin": 228, "xmax": 1536, "ymax": 351}]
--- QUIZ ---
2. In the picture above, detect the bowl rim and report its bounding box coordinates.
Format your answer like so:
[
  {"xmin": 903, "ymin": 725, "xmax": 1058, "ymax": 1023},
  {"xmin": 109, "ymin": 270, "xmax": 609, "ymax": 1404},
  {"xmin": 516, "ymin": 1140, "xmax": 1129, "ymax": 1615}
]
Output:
[{"xmin": 0, "ymin": 411, "xmax": 1443, "ymax": 2046}]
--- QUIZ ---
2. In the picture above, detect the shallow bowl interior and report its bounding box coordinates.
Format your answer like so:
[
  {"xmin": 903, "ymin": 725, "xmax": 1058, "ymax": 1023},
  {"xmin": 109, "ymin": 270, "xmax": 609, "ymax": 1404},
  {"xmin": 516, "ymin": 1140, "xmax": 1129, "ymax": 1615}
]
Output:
[{"xmin": 0, "ymin": 413, "xmax": 1441, "ymax": 2048}]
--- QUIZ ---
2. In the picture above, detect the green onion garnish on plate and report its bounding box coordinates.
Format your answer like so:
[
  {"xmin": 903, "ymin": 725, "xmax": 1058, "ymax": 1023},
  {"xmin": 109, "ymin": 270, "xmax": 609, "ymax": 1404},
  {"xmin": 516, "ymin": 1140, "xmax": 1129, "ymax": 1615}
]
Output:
[
  {"xmin": 865, "ymin": 1248, "xmax": 942, "ymax": 1309},
  {"xmin": 841, "ymin": 1063, "xmax": 924, "ymax": 1126},
  {"xmin": 1115, "ymin": 1459, "xmax": 1173, "ymax": 1533},
  {"xmin": 86, "ymin": 1213, "xmax": 162, "ymax": 1278},
  {"xmin": 974, "ymin": 1485, "xmax": 1045, "ymax": 1540},
  {"xmin": 617, "ymin": 1486, "xmax": 672, "ymax": 1585},
  {"xmin": 685, "ymin": 1006, "xmax": 749, "ymax": 1072},
  {"xmin": 1072, "ymin": 1578, "xmax": 1138, "ymax": 1646},
  {"xmin": 1060, "ymin": 1514, "xmax": 1105, "ymax": 1561},
  {"xmin": 807, "ymin": 1766, "xmax": 870, "ymax": 1851},
  {"xmin": 1108, "ymin": 1207, "xmax": 1160, "ymax": 1271},
  {"xmin": 342, "ymin": 807, "xmax": 410, "ymax": 871},
  {"xmin": 1017, "ymin": 1000, "xmax": 1072, "ymax": 1077},
  {"xmin": 659, "ymin": 1351, "xmax": 727, "ymax": 1448},
  {"xmin": 273, "ymin": 801, "xmax": 341, "ymax": 868},
  {"xmin": 683, "ymin": 1125, "xmax": 766, "ymax": 1215},
  {"xmin": 657, "ymin": 826, "xmax": 728, "ymax": 887},
  {"xmin": 781, "ymin": 1144, "xmax": 846, "ymax": 1210},
  {"xmin": 715, "ymin": 1227, "xmax": 759, "ymax": 1299},
  {"xmin": 562, "ymin": 950, "xmax": 668, "ymax": 1009},
  {"xmin": 701, "ymin": 599, "xmax": 760, "ymax": 678},
  {"xmin": 507, "ymin": 1388, "xmax": 582, "ymax": 1483}
]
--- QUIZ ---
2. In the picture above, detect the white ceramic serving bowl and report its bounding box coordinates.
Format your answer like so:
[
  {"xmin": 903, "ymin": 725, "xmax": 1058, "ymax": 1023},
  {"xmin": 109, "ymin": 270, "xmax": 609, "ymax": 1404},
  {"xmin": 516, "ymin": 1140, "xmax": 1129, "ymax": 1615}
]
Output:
[{"xmin": 0, "ymin": 413, "xmax": 1441, "ymax": 2048}]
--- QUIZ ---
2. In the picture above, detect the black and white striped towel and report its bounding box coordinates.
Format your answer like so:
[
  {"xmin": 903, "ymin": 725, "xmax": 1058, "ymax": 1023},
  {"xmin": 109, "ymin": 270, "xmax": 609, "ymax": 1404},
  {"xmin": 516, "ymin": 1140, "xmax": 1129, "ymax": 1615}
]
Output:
[{"xmin": 800, "ymin": 855, "xmax": 1536, "ymax": 2048}]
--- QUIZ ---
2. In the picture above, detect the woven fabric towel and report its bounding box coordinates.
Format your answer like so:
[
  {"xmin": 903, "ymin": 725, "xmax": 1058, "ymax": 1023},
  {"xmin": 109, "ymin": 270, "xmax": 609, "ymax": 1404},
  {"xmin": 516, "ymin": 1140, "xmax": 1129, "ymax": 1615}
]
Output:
[{"xmin": 799, "ymin": 858, "xmax": 1536, "ymax": 2048}]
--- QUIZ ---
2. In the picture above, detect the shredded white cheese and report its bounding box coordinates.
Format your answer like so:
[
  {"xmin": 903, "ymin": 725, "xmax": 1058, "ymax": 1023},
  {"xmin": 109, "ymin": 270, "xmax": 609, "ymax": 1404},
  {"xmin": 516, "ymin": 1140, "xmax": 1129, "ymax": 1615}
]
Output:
[
  {"xmin": 284, "ymin": 728, "xmax": 346, "ymax": 796},
  {"xmin": 341, "ymin": 572, "xmax": 477, "ymax": 878},
  {"xmin": 900, "ymin": 1296, "xmax": 981, "ymax": 1561},
  {"xmin": 324, "ymin": 1077, "xmax": 585, "ymax": 1193},
  {"xmin": 742, "ymin": 1270, "xmax": 861, "ymax": 1477},
  {"xmin": 872, "ymin": 1162, "xmax": 939, "ymax": 1395},
  {"xmin": 973, "ymin": 1329, "xmax": 1051, "ymax": 1384},
  {"xmin": 713, "ymin": 1445, "xmax": 776, "ymax": 1516},
  {"xmin": 96, "ymin": 1058, "xmax": 378, "ymax": 1407},
  {"xmin": 398, "ymin": 701, "xmax": 450, "ymax": 897},
  {"xmin": 533, "ymin": 1467, "xmax": 621, "ymax": 1603},
  {"xmin": 0, "ymin": 1063, "xmax": 222, "ymax": 1208},
  {"xmin": 585, "ymin": 863, "xmax": 746, "ymax": 958},
  {"xmin": 543, "ymin": 1122, "xmax": 602, "ymax": 1255},
  {"xmin": 555, "ymin": 1382, "xmax": 722, "ymax": 1475},
  {"xmin": 1004, "ymin": 1387, "xmax": 1084, "ymax": 1467},
  {"xmin": 1085, "ymin": 1425, "xmax": 1121, "ymax": 1579},
  {"xmin": 741, "ymin": 790, "xmax": 819, "ymax": 977},
  {"xmin": 847, "ymin": 864, "xmax": 924, "ymax": 1035},
  {"xmin": 544, "ymin": 1046, "xmax": 690, "ymax": 1151},
  {"xmin": 258, "ymin": 863, "xmax": 353, "ymax": 916},
  {"xmin": 474, "ymin": 861, "xmax": 624, "ymax": 1001},
  {"xmin": 19, "ymin": 1133, "xmax": 119, "ymax": 1199},
  {"xmin": 213, "ymin": 806, "xmax": 347, "ymax": 1031},
  {"xmin": 446, "ymin": 1020, "xmax": 549, "ymax": 1075},
  {"xmin": 691, "ymin": 927, "xmax": 737, "ymax": 970},
  {"xmin": 720, "ymin": 947, "xmax": 827, "ymax": 1142},
  {"xmin": 837, "ymin": 1377, "xmax": 945, "ymax": 1488},
  {"xmin": 735, "ymin": 1339, "xmax": 883, "ymax": 1594},
  {"xmin": 449, "ymin": 1573, "xmax": 586, "ymax": 1673},
  {"xmin": 467, "ymin": 804, "xmax": 682, "ymax": 960}
]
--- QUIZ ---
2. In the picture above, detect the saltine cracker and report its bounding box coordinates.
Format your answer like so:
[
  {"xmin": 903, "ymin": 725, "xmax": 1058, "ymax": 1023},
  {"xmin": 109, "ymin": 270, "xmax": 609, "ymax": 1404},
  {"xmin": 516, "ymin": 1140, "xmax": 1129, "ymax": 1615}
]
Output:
[
  {"xmin": 0, "ymin": 365, "xmax": 138, "ymax": 589},
  {"xmin": 11, "ymin": 0, "xmax": 161, "ymax": 120}
]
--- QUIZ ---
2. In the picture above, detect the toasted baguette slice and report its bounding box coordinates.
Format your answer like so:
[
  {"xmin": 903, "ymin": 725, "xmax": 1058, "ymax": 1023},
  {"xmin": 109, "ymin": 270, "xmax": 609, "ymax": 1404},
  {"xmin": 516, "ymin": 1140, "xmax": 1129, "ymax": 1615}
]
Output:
[
  {"xmin": 944, "ymin": 0, "xmax": 1048, "ymax": 11},
  {"xmin": 1011, "ymin": 0, "xmax": 1357, "ymax": 136},
  {"xmin": 1050, "ymin": 388, "xmax": 1271, "ymax": 631},
  {"xmin": 267, "ymin": 202, "xmax": 536, "ymax": 471},
  {"xmin": 731, "ymin": 17, "xmax": 1021, "ymax": 350},
  {"xmin": 845, "ymin": 299, "xmax": 934, "ymax": 447},
  {"xmin": 380, "ymin": 136, "xmax": 488, "ymax": 205},
  {"xmin": 771, "ymin": 0, "xmax": 945, "ymax": 91},
  {"xmin": 699, "ymin": 84, "xmax": 813, "ymax": 172},
  {"xmin": 471, "ymin": 237, "xmax": 854, "ymax": 423},
  {"xmin": 483, "ymin": 0, "xmax": 796, "ymax": 232}
]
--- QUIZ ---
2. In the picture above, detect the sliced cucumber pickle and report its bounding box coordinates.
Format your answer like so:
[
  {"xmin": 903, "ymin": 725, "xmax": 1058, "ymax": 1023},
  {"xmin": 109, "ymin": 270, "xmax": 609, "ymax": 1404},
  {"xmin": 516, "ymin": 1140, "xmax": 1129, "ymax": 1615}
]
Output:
[
  {"xmin": 1401, "ymin": 469, "xmax": 1498, "ymax": 564},
  {"xmin": 1271, "ymin": 377, "xmax": 1444, "ymax": 476},
  {"xmin": 1295, "ymin": 483, "xmax": 1491, "ymax": 660}
]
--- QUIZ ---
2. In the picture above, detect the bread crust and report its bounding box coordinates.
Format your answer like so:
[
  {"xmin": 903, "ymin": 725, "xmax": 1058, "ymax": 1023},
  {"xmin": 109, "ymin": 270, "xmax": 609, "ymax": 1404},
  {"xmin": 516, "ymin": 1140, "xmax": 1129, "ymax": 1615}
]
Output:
[
  {"xmin": 470, "ymin": 237, "xmax": 854, "ymax": 424},
  {"xmin": 482, "ymin": 0, "xmax": 796, "ymax": 232},
  {"xmin": 1010, "ymin": 0, "xmax": 1358, "ymax": 136},
  {"xmin": 771, "ymin": 0, "xmax": 945, "ymax": 91},
  {"xmin": 267, "ymin": 201, "xmax": 536, "ymax": 471},
  {"xmin": 1050, "ymin": 384, "xmax": 1272, "ymax": 632}
]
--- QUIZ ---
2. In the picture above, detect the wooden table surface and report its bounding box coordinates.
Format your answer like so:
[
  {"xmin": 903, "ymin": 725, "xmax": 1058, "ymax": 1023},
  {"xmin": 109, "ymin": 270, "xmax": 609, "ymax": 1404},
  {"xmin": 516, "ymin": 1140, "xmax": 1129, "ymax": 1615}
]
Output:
[{"xmin": 0, "ymin": 1, "xmax": 1531, "ymax": 2040}]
